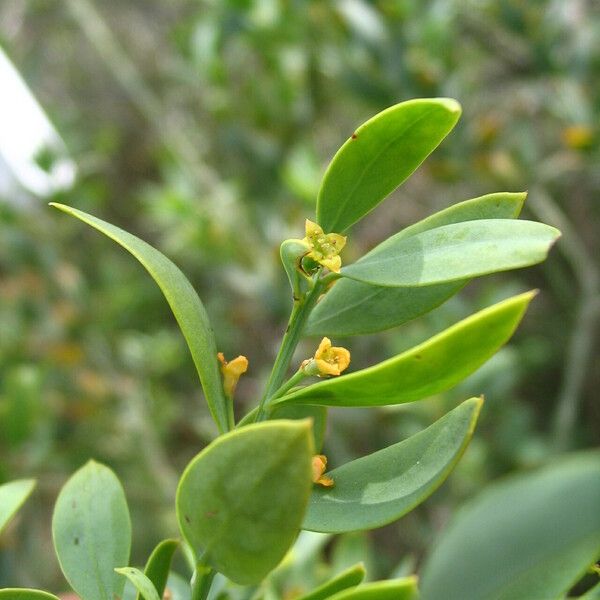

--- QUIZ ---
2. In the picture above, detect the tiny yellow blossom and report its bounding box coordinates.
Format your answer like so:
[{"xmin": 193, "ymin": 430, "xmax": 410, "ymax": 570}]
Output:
[
  {"xmin": 302, "ymin": 337, "xmax": 351, "ymax": 377},
  {"xmin": 312, "ymin": 454, "xmax": 334, "ymax": 487},
  {"xmin": 302, "ymin": 219, "xmax": 346, "ymax": 273},
  {"xmin": 217, "ymin": 352, "xmax": 248, "ymax": 398}
]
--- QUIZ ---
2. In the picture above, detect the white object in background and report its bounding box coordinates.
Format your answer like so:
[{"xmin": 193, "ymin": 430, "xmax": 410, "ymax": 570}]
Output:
[{"xmin": 0, "ymin": 45, "xmax": 76, "ymax": 201}]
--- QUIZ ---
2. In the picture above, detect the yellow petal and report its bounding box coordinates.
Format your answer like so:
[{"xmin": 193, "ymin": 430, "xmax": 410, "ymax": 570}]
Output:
[
  {"xmin": 218, "ymin": 353, "xmax": 249, "ymax": 397},
  {"xmin": 305, "ymin": 219, "xmax": 324, "ymax": 239},
  {"xmin": 314, "ymin": 337, "xmax": 332, "ymax": 360},
  {"xmin": 312, "ymin": 454, "xmax": 334, "ymax": 487},
  {"xmin": 321, "ymin": 255, "xmax": 342, "ymax": 273},
  {"xmin": 315, "ymin": 358, "xmax": 341, "ymax": 377},
  {"xmin": 328, "ymin": 233, "xmax": 347, "ymax": 252}
]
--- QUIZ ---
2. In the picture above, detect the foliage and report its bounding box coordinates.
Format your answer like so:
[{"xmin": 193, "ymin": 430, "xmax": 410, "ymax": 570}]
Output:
[
  {"xmin": 1, "ymin": 97, "xmax": 589, "ymax": 599},
  {"xmin": 1, "ymin": 1, "xmax": 599, "ymax": 597}
]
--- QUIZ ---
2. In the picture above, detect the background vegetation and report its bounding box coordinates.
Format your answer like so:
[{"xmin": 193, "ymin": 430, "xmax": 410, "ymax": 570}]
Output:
[{"xmin": 1, "ymin": 0, "xmax": 598, "ymax": 589}]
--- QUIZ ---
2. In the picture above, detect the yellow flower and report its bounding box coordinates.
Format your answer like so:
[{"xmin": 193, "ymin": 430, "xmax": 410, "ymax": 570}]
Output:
[
  {"xmin": 302, "ymin": 220, "xmax": 346, "ymax": 273},
  {"xmin": 312, "ymin": 454, "xmax": 334, "ymax": 487},
  {"xmin": 302, "ymin": 337, "xmax": 351, "ymax": 377},
  {"xmin": 217, "ymin": 352, "xmax": 248, "ymax": 398}
]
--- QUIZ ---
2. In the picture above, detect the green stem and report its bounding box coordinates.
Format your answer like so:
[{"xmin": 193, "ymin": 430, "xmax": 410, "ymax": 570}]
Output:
[
  {"xmin": 269, "ymin": 369, "xmax": 308, "ymax": 402},
  {"xmin": 191, "ymin": 565, "xmax": 215, "ymax": 600},
  {"xmin": 254, "ymin": 278, "xmax": 324, "ymax": 421},
  {"xmin": 225, "ymin": 395, "xmax": 235, "ymax": 431}
]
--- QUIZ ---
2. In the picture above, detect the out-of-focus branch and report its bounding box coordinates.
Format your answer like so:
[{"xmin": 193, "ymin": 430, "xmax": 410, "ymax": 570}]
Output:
[
  {"xmin": 528, "ymin": 187, "xmax": 600, "ymax": 451},
  {"xmin": 65, "ymin": 0, "xmax": 219, "ymax": 191}
]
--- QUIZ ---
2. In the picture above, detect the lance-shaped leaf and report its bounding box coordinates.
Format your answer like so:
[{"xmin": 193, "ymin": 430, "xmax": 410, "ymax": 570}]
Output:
[
  {"xmin": 341, "ymin": 219, "xmax": 560, "ymax": 287},
  {"xmin": 138, "ymin": 539, "xmax": 178, "ymax": 600},
  {"xmin": 327, "ymin": 577, "xmax": 418, "ymax": 600},
  {"xmin": 115, "ymin": 568, "xmax": 160, "ymax": 600},
  {"xmin": 297, "ymin": 563, "xmax": 366, "ymax": 600},
  {"xmin": 303, "ymin": 398, "xmax": 481, "ymax": 533},
  {"xmin": 278, "ymin": 292, "xmax": 534, "ymax": 408},
  {"xmin": 317, "ymin": 98, "xmax": 461, "ymax": 232},
  {"xmin": 176, "ymin": 420, "xmax": 314, "ymax": 585},
  {"xmin": 0, "ymin": 479, "xmax": 35, "ymax": 535},
  {"xmin": 420, "ymin": 451, "xmax": 600, "ymax": 600},
  {"xmin": 50, "ymin": 203, "xmax": 229, "ymax": 434},
  {"xmin": 52, "ymin": 461, "xmax": 131, "ymax": 600},
  {"xmin": 0, "ymin": 591, "xmax": 60, "ymax": 600},
  {"xmin": 307, "ymin": 192, "xmax": 525, "ymax": 336}
]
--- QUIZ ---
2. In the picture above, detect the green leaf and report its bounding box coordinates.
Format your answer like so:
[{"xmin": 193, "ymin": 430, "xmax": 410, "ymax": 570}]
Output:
[
  {"xmin": 581, "ymin": 582, "xmax": 600, "ymax": 599},
  {"xmin": 0, "ymin": 479, "xmax": 35, "ymax": 535},
  {"xmin": 303, "ymin": 398, "xmax": 481, "ymax": 533},
  {"xmin": 307, "ymin": 192, "xmax": 525, "ymax": 336},
  {"xmin": 342, "ymin": 218, "xmax": 560, "ymax": 288},
  {"xmin": 297, "ymin": 563, "xmax": 366, "ymax": 600},
  {"xmin": 52, "ymin": 460, "xmax": 131, "ymax": 600},
  {"xmin": 317, "ymin": 98, "xmax": 461, "ymax": 232},
  {"xmin": 326, "ymin": 577, "xmax": 418, "ymax": 600},
  {"xmin": 139, "ymin": 539, "xmax": 179, "ymax": 600},
  {"xmin": 50, "ymin": 203, "xmax": 229, "ymax": 434},
  {"xmin": 420, "ymin": 451, "xmax": 600, "ymax": 600},
  {"xmin": 278, "ymin": 292, "xmax": 535, "ymax": 408},
  {"xmin": 115, "ymin": 568, "xmax": 160, "ymax": 600},
  {"xmin": 237, "ymin": 405, "xmax": 328, "ymax": 452},
  {"xmin": 341, "ymin": 219, "xmax": 560, "ymax": 287},
  {"xmin": 176, "ymin": 420, "xmax": 314, "ymax": 585},
  {"xmin": 0, "ymin": 590, "xmax": 60, "ymax": 600}
]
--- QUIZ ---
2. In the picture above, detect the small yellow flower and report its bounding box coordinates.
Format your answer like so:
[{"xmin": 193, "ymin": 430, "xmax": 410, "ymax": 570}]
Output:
[
  {"xmin": 312, "ymin": 454, "xmax": 334, "ymax": 487},
  {"xmin": 302, "ymin": 220, "xmax": 346, "ymax": 273},
  {"xmin": 217, "ymin": 352, "xmax": 248, "ymax": 398},
  {"xmin": 302, "ymin": 337, "xmax": 351, "ymax": 377}
]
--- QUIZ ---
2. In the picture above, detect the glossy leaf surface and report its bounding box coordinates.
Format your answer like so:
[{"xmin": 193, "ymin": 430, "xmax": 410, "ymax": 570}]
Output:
[
  {"xmin": 0, "ymin": 591, "xmax": 60, "ymax": 600},
  {"xmin": 52, "ymin": 461, "xmax": 131, "ymax": 600},
  {"xmin": 303, "ymin": 398, "xmax": 481, "ymax": 532},
  {"xmin": 327, "ymin": 577, "xmax": 418, "ymax": 600},
  {"xmin": 50, "ymin": 203, "xmax": 229, "ymax": 434},
  {"xmin": 420, "ymin": 451, "xmax": 600, "ymax": 600},
  {"xmin": 0, "ymin": 479, "xmax": 35, "ymax": 535},
  {"xmin": 139, "ymin": 539, "xmax": 178, "ymax": 600},
  {"xmin": 238, "ymin": 405, "xmax": 327, "ymax": 452},
  {"xmin": 176, "ymin": 420, "xmax": 313, "ymax": 584},
  {"xmin": 279, "ymin": 292, "xmax": 534, "ymax": 408},
  {"xmin": 317, "ymin": 98, "xmax": 461, "ymax": 232},
  {"xmin": 115, "ymin": 568, "xmax": 160, "ymax": 600},
  {"xmin": 307, "ymin": 192, "xmax": 525, "ymax": 336},
  {"xmin": 341, "ymin": 219, "xmax": 560, "ymax": 287},
  {"xmin": 297, "ymin": 563, "xmax": 366, "ymax": 600}
]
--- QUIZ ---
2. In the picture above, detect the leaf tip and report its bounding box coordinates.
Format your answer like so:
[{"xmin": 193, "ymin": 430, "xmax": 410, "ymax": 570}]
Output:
[{"xmin": 438, "ymin": 97, "xmax": 462, "ymax": 117}]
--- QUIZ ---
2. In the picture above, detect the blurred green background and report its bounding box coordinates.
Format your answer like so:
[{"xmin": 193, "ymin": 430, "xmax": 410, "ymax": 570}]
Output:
[{"xmin": 0, "ymin": 0, "xmax": 599, "ymax": 591}]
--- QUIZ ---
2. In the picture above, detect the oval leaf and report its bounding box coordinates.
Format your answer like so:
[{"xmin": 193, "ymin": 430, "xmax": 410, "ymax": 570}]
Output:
[
  {"xmin": 176, "ymin": 420, "xmax": 314, "ymax": 585},
  {"xmin": 0, "ymin": 591, "xmax": 60, "ymax": 600},
  {"xmin": 0, "ymin": 479, "xmax": 36, "ymax": 535},
  {"xmin": 341, "ymin": 219, "xmax": 560, "ymax": 287},
  {"xmin": 307, "ymin": 191, "xmax": 526, "ymax": 336},
  {"xmin": 420, "ymin": 451, "xmax": 600, "ymax": 600},
  {"xmin": 327, "ymin": 577, "xmax": 418, "ymax": 600},
  {"xmin": 115, "ymin": 568, "xmax": 160, "ymax": 600},
  {"xmin": 139, "ymin": 539, "xmax": 179, "ymax": 600},
  {"xmin": 278, "ymin": 292, "xmax": 535, "ymax": 408},
  {"xmin": 50, "ymin": 203, "xmax": 229, "ymax": 434},
  {"xmin": 297, "ymin": 563, "xmax": 366, "ymax": 600},
  {"xmin": 317, "ymin": 98, "xmax": 461, "ymax": 232},
  {"xmin": 238, "ymin": 404, "xmax": 328, "ymax": 453},
  {"xmin": 303, "ymin": 398, "xmax": 481, "ymax": 532},
  {"xmin": 52, "ymin": 460, "xmax": 131, "ymax": 600}
]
